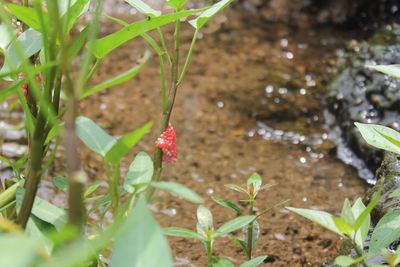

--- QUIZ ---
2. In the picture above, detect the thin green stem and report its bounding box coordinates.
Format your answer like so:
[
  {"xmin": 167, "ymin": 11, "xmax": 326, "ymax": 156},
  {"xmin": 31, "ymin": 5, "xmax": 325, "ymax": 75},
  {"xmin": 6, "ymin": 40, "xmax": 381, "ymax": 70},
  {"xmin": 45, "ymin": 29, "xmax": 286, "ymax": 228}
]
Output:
[
  {"xmin": 206, "ymin": 238, "xmax": 213, "ymax": 267},
  {"xmin": 111, "ymin": 164, "xmax": 120, "ymax": 216},
  {"xmin": 157, "ymin": 27, "xmax": 172, "ymax": 65},
  {"xmin": 147, "ymin": 18, "xmax": 181, "ymax": 200},
  {"xmin": 247, "ymin": 198, "xmax": 255, "ymax": 260},
  {"xmin": 84, "ymin": 58, "xmax": 102, "ymax": 88},
  {"xmin": 159, "ymin": 55, "xmax": 167, "ymax": 113},
  {"xmin": 178, "ymin": 28, "xmax": 199, "ymax": 84}
]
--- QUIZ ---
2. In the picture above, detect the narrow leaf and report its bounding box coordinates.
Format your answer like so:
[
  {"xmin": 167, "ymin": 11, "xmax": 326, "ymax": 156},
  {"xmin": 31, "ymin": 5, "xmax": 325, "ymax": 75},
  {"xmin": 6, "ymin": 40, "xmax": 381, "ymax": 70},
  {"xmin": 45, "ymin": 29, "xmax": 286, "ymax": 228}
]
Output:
[
  {"xmin": 104, "ymin": 121, "xmax": 153, "ymax": 165},
  {"xmin": 214, "ymin": 216, "xmax": 256, "ymax": 237},
  {"xmin": 124, "ymin": 0, "xmax": 161, "ymax": 16},
  {"xmin": 189, "ymin": 0, "xmax": 233, "ymax": 29},
  {"xmin": 53, "ymin": 177, "xmax": 68, "ymax": 192},
  {"xmin": 366, "ymin": 64, "xmax": 400, "ymax": 79},
  {"xmin": 84, "ymin": 181, "xmax": 102, "ymax": 197},
  {"xmin": 334, "ymin": 255, "xmax": 366, "ymax": 266},
  {"xmin": 212, "ymin": 197, "xmax": 243, "ymax": 215},
  {"xmin": 239, "ymin": 256, "xmax": 268, "ymax": 267},
  {"xmin": 152, "ymin": 182, "xmax": 202, "ymax": 204},
  {"xmin": 210, "ymin": 257, "xmax": 234, "ymax": 267},
  {"xmin": 163, "ymin": 227, "xmax": 206, "ymax": 240},
  {"xmin": 7, "ymin": 4, "xmax": 44, "ymax": 31},
  {"xmin": 353, "ymin": 187, "xmax": 381, "ymax": 231},
  {"xmin": 355, "ymin": 123, "xmax": 400, "ymax": 155},
  {"xmin": 224, "ymin": 184, "xmax": 247, "ymax": 194}
]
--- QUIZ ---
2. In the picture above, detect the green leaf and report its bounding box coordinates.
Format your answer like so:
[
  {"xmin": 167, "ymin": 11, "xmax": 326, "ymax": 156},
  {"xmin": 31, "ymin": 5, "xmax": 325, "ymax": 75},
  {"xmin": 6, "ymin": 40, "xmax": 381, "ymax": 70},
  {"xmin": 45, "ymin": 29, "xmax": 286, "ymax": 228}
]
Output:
[
  {"xmin": 189, "ymin": 0, "xmax": 233, "ymax": 29},
  {"xmin": 0, "ymin": 234, "xmax": 41, "ymax": 267},
  {"xmin": 286, "ymin": 207, "xmax": 343, "ymax": 236},
  {"xmin": 332, "ymin": 216, "xmax": 353, "ymax": 235},
  {"xmin": 124, "ymin": 152, "xmax": 153, "ymax": 193},
  {"xmin": 334, "ymin": 255, "xmax": 366, "ymax": 266},
  {"xmin": 366, "ymin": 64, "xmax": 400, "ymax": 79},
  {"xmin": 92, "ymin": 8, "xmax": 208, "ymax": 58},
  {"xmin": 368, "ymin": 209, "xmax": 400, "ymax": 257},
  {"xmin": 389, "ymin": 187, "xmax": 400, "ymax": 198},
  {"xmin": 151, "ymin": 182, "xmax": 203, "ymax": 204},
  {"xmin": 53, "ymin": 177, "xmax": 68, "ymax": 192},
  {"xmin": 210, "ymin": 257, "xmax": 234, "ymax": 267},
  {"xmin": 0, "ymin": 28, "xmax": 43, "ymax": 80},
  {"xmin": 87, "ymin": 194, "xmax": 111, "ymax": 215},
  {"xmin": 247, "ymin": 173, "xmax": 262, "ymax": 194},
  {"xmin": 239, "ymin": 256, "xmax": 268, "ymax": 267},
  {"xmin": 353, "ymin": 187, "xmax": 381, "ymax": 231},
  {"xmin": 124, "ymin": 0, "xmax": 161, "ymax": 16},
  {"xmin": 81, "ymin": 50, "xmax": 150, "ymax": 99},
  {"xmin": 197, "ymin": 205, "xmax": 213, "ymax": 232},
  {"xmin": 0, "ymin": 81, "xmax": 19, "ymax": 102},
  {"xmin": 68, "ymin": 27, "xmax": 89, "ymax": 61},
  {"xmin": 7, "ymin": 4, "xmax": 44, "ymax": 31},
  {"xmin": 244, "ymin": 220, "xmax": 260, "ymax": 250},
  {"xmin": 227, "ymin": 236, "xmax": 248, "ymax": 254},
  {"xmin": 163, "ymin": 227, "xmax": 206, "ymax": 240},
  {"xmin": 110, "ymin": 197, "xmax": 173, "ymax": 267},
  {"xmin": 224, "ymin": 184, "xmax": 247, "ymax": 194},
  {"xmin": 355, "ymin": 123, "xmax": 400, "ymax": 155},
  {"xmin": 0, "ymin": 24, "xmax": 13, "ymax": 49},
  {"xmin": 340, "ymin": 198, "xmax": 355, "ymax": 226},
  {"xmin": 84, "ymin": 181, "xmax": 101, "ymax": 197},
  {"xmin": 211, "ymin": 196, "xmax": 243, "ymax": 215},
  {"xmin": 214, "ymin": 216, "xmax": 256, "ymax": 237},
  {"xmin": 104, "ymin": 121, "xmax": 153, "ymax": 165},
  {"xmin": 76, "ymin": 116, "xmax": 116, "ymax": 156},
  {"xmin": 63, "ymin": 0, "xmax": 90, "ymax": 32},
  {"xmin": 165, "ymin": 0, "xmax": 188, "ymax": 10},
  {"xmin": 351, "ymin": 198, "xmax": 369, "ymax": 251}
]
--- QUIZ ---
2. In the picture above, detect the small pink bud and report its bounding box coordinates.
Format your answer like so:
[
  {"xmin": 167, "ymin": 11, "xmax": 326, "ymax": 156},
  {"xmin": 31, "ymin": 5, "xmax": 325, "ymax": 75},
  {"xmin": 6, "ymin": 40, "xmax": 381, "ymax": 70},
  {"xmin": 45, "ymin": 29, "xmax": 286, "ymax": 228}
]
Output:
[{"xmin": 155, "ymin": 123, "xmax": 178, "ymax": 163}]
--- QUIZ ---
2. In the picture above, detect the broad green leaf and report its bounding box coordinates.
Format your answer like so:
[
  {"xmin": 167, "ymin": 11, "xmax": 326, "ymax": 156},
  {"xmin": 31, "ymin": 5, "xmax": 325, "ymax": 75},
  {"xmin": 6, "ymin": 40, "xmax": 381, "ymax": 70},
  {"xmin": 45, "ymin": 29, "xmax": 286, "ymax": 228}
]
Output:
[
  {"xmin": 366, "ymin": 64, "xmax": 400, "ymax": 79},
  {"xmin": 214, "ymin": 216, "xmax": 256, "ymax": 237},
  {"xmin": 197, "ymin": 205, "xmax": 213, "ymax": 232},
  {"xmin": 239, "ymin": 256, "xmax": 268, "ymax": 267},
  {"xmin": 124, "ymin": 0, "xmax": 161, "ymax": 16},
  {"xmin": 0, "ymin": 234, "xmax": 41, "ymax": 267},
  {"xmin": 7, "ymin": 4, "xmax": 44, "ymax": 31},
  {"xmin": 211, "ymin": 196, "xmax": 243, "ymax": 215},
  {"xmin": 210, "ymin": 256, "xmax": 234, "ymax": 267},
  {"xmin": 53, "ymin": 177, "xmax": 68, "ymax": 192},
  {"xmin": 0, "ymin": 28, "xmax": 43, "ymax": 80},
  {"xmin": 247, "ymin": 173, "xmax": 262, "ymax": 194},
  {"xmin": 286, "ymin": 207, "xmax": 343, "ymax": 236},
  {"xmin": 110, "ymin": 197, "xmax": 173, "ymax": 267},
  {"xmin": 0, "ymin": 24, "xmax": 13, "ymax": 49},
  {"xmin": 163, "ymin": 227, "xmax": 206, "ymax": 240},
  {"xmin": 165, "ymin": 0, "xmax": 188, "ymax": 10},
  {"xmin": 334, "ymin": 255, "xmax": 366, "ymax": 266},
  {"xmin": 16, "ymin": 187, "xmax": 67, "ymax": 231},
  {"xmin": 189, "ymin": 0, "xmax": 233, "ymax": 29},
  {"xmin": 81, "ymin": 51, "xmax": 150, "ymax": 99},
  {"xmin": 332, "ymin": 216, "xmax": 353, "ymax": 235},
  {"xmin": 389, "ymin": 187, "xmax": 400, "ymax": 198},
  {"xmin": 76, "ymin": 116, "xmax": 116, "ymax": 156},
  {"xmin": 68, "ymin": 27, "xmax": 89, "ymax": 61},
  {"xmin": 152, "ymin": 182, "xmax": 202, "ymax": 204},
  {"xmin": 355, "ymin": 123, "xmax": 400, "ymax": 155},
  {"xmin": 104, "ymin": 121, "xmax": 153, "ymax": 165},
  {"xmin": 368, "ymin": 210, "xmax": 400, "ymax": 257},
  {"xmin": 92, "ymin": 8, "xmax": 208, "ymax": 58},
  {"xmin": 351, "ymin": 198, "xmax": 369, "ymax": 250},
  {"xmin": 124, "ymin": 152, "xmax": 153, "ymax": 193},
  {"xmin": 26, "ymin": 215, "xmax": 54, "ymax": 255},
  {"xmin": 224, "ymin": 184, "xmax": 247, "ymax": 194},
  {"xmin": 340, "ymin": 198, "xmax": 355, "ymax": 226},
  {"xmin": 84, "ymin": 181, "xmax": 102, "ymax": 197}
]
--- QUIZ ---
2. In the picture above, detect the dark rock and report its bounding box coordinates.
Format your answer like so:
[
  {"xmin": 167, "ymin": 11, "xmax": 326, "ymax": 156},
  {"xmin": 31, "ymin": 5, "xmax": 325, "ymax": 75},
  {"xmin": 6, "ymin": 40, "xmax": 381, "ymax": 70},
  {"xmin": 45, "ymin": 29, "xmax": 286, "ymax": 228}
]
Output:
[{"xmin": 326, "ymin": 25, "xmax": 400, "ymax": 178}]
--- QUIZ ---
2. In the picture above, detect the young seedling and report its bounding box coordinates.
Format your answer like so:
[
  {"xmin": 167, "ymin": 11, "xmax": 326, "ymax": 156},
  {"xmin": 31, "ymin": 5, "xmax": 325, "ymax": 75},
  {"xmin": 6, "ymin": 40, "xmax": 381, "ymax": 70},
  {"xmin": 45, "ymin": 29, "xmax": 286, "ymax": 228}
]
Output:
[
  {"xmin": 212, "ymin": 173, "xmax": 289, "ymax": 260},
  {"xmin": 164, "ymin": 205, "xmax": 262, "ymax": 266}
]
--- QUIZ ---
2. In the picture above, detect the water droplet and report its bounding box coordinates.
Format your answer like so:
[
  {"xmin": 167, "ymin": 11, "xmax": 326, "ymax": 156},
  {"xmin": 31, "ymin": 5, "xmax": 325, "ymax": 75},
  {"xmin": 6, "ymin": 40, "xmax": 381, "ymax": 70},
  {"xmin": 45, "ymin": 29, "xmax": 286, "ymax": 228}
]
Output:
[
  {"xmin": 217, "ymin": 101, "xmax": 224, "ymax": 108},
  {"xmin": 299, "ymin": 88, "xmax": 307, "ymax": 95},
  {"xmin": 265, "ymin": 85, "xmax": 274, "ymax": 93},
  {"xmin": 299, "ymin": 157, "xmax": 307, "ymax": 163},
  {"xmin": 206, "ymin": 188, "xmax": 214, "ymax": 195},
  {"xmin": 302, "ymin": 197, "xmax": 308, "ymax": 202},
  {"xmin": 100, "ymin": 103, "xmax": 107, "ymax": 110},
  {"xmin": 278, "ymin": 88, "xmax": 288, "ymax": 94},
  {"xmin": 280, "ymin": 38, "xmax": 288, "ymax": 47}
]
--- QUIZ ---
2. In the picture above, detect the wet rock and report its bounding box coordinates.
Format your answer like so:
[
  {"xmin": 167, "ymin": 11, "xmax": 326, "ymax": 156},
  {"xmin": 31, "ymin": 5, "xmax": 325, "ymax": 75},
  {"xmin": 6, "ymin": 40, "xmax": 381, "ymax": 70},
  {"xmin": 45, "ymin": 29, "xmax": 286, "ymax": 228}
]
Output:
[{"xmin": 326, "ymin": 25, "xmax": 400, "ymax": 178}]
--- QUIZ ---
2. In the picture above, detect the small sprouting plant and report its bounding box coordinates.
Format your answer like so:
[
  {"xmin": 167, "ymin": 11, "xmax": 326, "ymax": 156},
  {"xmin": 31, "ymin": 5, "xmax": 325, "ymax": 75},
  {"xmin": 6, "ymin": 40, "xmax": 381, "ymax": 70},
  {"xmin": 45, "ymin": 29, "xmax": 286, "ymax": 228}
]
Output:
[
  {"xmin": 164, "ymin": 205, "xmax": 267, "ymax": 267},
  {"xmin": 213, "ymin": 173, "xmax": 289, "ymax": 260}
]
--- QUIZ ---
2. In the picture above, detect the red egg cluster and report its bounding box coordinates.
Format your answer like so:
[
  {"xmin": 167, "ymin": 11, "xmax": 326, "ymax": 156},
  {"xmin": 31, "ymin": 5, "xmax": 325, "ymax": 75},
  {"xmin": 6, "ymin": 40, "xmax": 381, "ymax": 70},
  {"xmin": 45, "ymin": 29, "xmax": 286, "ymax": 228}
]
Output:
[
  {"xmin": 155, "ymin": 123, "xmax": 178, "ymax": 163},
  {"xmin": 18, "ymin": 72, "xmax": 43, "ymax": 100}
]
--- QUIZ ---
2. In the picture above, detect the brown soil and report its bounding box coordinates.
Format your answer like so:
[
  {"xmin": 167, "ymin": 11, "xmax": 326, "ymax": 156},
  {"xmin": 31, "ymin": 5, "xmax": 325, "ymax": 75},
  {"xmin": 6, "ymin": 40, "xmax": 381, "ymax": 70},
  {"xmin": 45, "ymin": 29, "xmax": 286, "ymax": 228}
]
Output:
[{"xmin": 77, "ymin": 3, "xmax": 368, "ymax": 267}]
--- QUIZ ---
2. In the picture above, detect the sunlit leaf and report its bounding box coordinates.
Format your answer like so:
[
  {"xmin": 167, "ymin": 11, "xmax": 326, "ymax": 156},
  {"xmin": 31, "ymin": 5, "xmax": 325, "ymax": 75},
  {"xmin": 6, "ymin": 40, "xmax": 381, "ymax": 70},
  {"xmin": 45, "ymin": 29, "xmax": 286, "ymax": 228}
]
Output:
[
  {"xmin": 340, "ymin": 198, "xmax": 355, "ymax": 226},
  {"xmin": 355, "ymin": 122, "xmax": 400, "ymax": 155},
  {"xmin": 197, "ymin": 205, "xmax": 213, "ymax": 232},
  {"xmin": 332, "ymin": 216, "xmax": 353, "ymax": 236},
  {"xmin": 189, "ymin": 0, "xmax": 233, "ymax": 30},
  {"xmin": 163, "ymin": 227, "xmax": 206, "ymax": 240},
  {"xmin": 7, "ymin": 4, "xmax": 44, "ymax": 31},
  {"xmin": 351, "ymin": 198, "xmax": 369, "ymax": 251},
  {"xmin": 104, "ymin": 121, "xmax": 153, "ymax": 165},
  {"xmin": 84, "ymin": 181, "xmax": 102, "ymax": 197},
  {"xmin": 124, "ymin": 152, "xmax": 153, "ymax": 193},
  {"xmin": 211, "ymin": 197, "xmax": 243, "ymax": 215},
  {"xmin": 110, "ymin": 197, "xmax": 173, "ymax": 267},
  {"xmin": 76, "ymin": 116, "xmax": 116, "ymax": 156},
  {"xmin": 239, "ymin": 256, "xmax": 268, "ymax": 267},
  {"xmin": 366, "ymin": 64, "xmax": 400, "ymax": 79},
  {"xmin": 210, "ymin": 256, "xmax": 234, "ymax": 267},
  {"xmin": 224, "ymin": 184, "xmax": 247, "ymax": 194},
  {"xmin": 165, "ymin": 0, "xmax": 188, "ymax": 10},
  {"xmin": 124, "ymin": 0, "xmax": 161, "ymax": 16},
  {"xmin": 214, "ymin": 216, "xmax": 256, "ymax": 237},
  {"xmin": 334, "ymin": 255, "xmax": 366, "ymax": 266}
]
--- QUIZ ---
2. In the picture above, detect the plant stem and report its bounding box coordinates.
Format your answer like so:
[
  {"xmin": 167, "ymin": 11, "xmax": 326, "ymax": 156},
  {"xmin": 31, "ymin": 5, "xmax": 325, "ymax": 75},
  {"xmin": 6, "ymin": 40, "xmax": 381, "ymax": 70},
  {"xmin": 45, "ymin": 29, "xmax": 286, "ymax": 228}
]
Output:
[
  {"xmin": 147, "ymin": 18, "xmax": 181, "ymax": 200},
  {"xmin": 206, "ymin": 238, "xmax": 213, "ymax": 267},
  {"xmin": 247, "ymin": 198, "xmax": 255, "ymax": 260},
  {"xmin": 157, "ymin": 27, "xmax": 171, "ymax": 65},
  {"xmin": 178, "ymin": 28, "xmax": 199, "ymax": 83}
]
